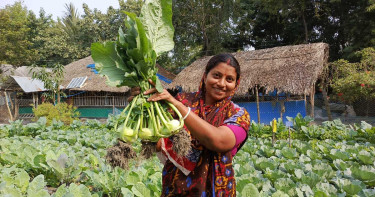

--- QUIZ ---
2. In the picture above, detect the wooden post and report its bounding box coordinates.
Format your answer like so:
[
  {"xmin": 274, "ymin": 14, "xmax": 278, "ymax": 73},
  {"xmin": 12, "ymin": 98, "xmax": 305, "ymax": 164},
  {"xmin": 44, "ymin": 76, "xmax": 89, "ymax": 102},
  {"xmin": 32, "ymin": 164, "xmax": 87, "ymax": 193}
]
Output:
[
  {"xmin": 255, "ymin": 85, "xmax": 261, "ymax": 123},
  {"xmin": 112, "ymin": 96, "xmax": 115, "ymax": 115},
  {"xmin": 280, "ymin": 100, "xmax": 285, "ymax": 122},
  {"xmin": 4, "ymin": 92, "xmax": 13, "ymax": 121},
  {"xmin": 310, "ymin": 83, "xmax": 315, "ymax": 118},
  {"xmin": 36, "ymin": 93, "xmax": 39, "ymax": 107},
  {"xmin": 304, "ymin": 94, "xmax": 307, "ymax": 115},
  {"xmin": 14, "ymin": 94, "xmax": 18, "ymax": 119},
  {"xmin": 57, "ymin": 89, "xmax": 61, "ymax": 104},
  {"xmin": 321, "ymin": 86, "xmax": 332, "ymax": 121}
]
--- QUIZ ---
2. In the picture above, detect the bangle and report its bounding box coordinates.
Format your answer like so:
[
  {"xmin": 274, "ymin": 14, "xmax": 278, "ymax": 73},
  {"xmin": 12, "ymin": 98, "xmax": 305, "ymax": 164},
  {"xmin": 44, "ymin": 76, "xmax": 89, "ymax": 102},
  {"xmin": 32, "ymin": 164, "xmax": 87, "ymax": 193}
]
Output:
[{"xmin": 183, "ymin": 107, "xmax": 191, "ymax": 120}]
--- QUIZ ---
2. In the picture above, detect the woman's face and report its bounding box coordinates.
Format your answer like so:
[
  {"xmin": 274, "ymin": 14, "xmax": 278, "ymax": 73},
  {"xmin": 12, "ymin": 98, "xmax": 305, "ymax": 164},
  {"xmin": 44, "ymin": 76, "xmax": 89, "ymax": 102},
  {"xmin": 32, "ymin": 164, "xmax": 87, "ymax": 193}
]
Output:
[{"xmin": 204, "ymin": 62, "xmax": 237, "ymax": 105}]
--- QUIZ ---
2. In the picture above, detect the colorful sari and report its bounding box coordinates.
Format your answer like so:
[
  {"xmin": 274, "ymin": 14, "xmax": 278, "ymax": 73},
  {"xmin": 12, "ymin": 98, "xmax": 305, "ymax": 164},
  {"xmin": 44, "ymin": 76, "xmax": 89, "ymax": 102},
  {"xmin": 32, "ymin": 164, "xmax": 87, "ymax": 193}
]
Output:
[{"xmin": 159, "ymin": 76, "xmax": 250, "ymax": 197}]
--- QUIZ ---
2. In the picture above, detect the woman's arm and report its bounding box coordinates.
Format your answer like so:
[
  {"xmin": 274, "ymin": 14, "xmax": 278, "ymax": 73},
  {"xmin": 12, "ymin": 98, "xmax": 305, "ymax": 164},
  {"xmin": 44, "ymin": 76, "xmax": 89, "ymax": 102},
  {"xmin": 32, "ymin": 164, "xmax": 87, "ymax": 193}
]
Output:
[{"xmin": 146, "ymin": 88, "xmax": 236, "ymax": 153}]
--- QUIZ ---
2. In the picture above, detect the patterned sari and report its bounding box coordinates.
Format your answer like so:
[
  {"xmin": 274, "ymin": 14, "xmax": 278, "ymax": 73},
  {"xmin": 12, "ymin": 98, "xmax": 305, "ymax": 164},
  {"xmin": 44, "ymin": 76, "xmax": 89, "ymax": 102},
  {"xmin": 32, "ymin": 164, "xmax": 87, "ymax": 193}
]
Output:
[{"xmin": 159, "ymin": 75, "xmax": 250, "ymax": 197}]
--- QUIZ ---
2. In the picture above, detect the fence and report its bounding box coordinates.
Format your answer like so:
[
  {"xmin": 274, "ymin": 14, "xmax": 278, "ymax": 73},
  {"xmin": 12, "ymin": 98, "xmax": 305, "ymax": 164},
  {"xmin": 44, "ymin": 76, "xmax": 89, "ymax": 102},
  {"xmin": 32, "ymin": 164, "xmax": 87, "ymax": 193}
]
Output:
[{"xmin": 237, "ymin": 100, "xmax": 306, "ymax": 124}]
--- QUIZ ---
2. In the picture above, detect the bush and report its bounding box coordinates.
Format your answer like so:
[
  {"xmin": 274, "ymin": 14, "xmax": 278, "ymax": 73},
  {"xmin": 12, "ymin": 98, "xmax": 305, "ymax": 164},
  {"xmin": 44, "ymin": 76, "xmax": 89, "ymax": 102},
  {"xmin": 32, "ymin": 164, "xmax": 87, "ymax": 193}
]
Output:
[{"xmin": 33, "ymin": 102, "xmax": 80, "ymax": 125}]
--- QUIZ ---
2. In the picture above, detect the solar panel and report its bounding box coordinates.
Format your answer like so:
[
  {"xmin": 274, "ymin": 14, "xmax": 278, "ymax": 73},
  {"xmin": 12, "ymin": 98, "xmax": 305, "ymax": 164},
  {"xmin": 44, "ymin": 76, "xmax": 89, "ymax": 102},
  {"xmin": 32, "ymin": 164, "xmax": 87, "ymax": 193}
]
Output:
[{"xmin": 66, "ymin": 76, "xmax": 87, "ymax": 89}]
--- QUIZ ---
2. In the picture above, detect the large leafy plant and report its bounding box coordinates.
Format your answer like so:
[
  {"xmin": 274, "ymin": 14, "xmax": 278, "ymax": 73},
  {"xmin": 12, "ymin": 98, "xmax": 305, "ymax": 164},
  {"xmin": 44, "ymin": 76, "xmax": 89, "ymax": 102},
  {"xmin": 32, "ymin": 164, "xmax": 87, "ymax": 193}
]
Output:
[{"xmin": 91, "ymin": 0, "xmax": 186, "ymax": 169}]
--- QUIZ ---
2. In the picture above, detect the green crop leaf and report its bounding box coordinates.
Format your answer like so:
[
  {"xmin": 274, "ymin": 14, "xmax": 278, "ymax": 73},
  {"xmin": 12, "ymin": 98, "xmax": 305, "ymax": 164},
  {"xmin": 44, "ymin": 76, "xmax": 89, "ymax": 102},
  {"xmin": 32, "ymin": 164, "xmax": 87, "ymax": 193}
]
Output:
[
  {"xmin": 68, "ymin": 183, "xmax": 92, "ymax": 197},
  {"xmin": 27, "ymin": 175, "xmax": 50, "ymax": 197},
  {"xmin": 271, "ymin": 190, "xmax": 289, "ymax": 197},
  {"xmin": 141, "ymin": 0, "xmax": 174, "ymax": 56},
  {"xmin": 125, "ymin": 171, "xmax": 140, "ymax": 186},
  {"xmin": 132, "ymin": 182, "xmax": 151, "ymax": 197},
  {"xmin": 121, "ymin": 187, "xmax": 134, "ymax": 196},
  {"xmin": 342, "ymin": 180, "xmax": 366, "ymax": 196},
  {"xmin": 124, "ymin": 12, "xmax": 152, "ymax": 60},
  {"xmin": 14, "ymin": 169, "xmax": 29, "ymax": 193},
  {"xmin": 152, "ymin": 75, "xmax": 164, "ymax": 92},
  {"xmin": 2, "ymin": 187, "xmax": 23, "ymax": 197},
  {"xmin": 91, "ymin": 42, "xmax": 127, "ymax": 87},
  {"xmin": 351, "ymin": 165, "xmax": 375, "ymax": 187},
  {"xmin": 241, "ymin": 183, "xmax": 260, "ymax": 196}
]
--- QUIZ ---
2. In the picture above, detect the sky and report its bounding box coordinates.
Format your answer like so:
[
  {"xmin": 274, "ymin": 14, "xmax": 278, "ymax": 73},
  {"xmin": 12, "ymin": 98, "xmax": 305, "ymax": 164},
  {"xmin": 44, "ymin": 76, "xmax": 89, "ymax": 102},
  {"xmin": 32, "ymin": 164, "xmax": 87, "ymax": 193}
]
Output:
[{"xmin": 0, "ymin": 0, "xmax": 120, "ymax": 20}]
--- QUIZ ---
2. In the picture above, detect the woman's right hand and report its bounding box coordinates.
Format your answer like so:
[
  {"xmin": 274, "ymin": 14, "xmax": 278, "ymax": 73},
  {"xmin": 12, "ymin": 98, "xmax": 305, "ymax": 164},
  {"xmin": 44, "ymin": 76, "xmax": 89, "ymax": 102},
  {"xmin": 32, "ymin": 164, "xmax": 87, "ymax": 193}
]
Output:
[{"xmin": 127, "ymin": 86, "xmax": 141, "ymax": 102}]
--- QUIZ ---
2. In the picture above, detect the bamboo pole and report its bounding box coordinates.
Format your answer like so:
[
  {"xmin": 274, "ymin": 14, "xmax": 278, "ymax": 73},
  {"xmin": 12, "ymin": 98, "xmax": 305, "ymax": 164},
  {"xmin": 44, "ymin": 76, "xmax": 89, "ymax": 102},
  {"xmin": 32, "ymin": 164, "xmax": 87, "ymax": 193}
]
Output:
[
  {"xmin": 310, "ymin": 83, "xmax": 315, "ymax": 118},
  {"xmin": 33, "ymin": 93, "xmax": 36, "ymax": 107},
  {"xmin": 255, "ymin": 85, "xmax": 261, "ymax": 123},
  {"xmin": 4, "ymin": 92, "xmax": 13, "ymax": 121},
  {"xmin": 304, "ymin": 94, "xmax": 307, "ymax": 115},
  {"xmin": 14, "ymin": 95, "xmax": 18, "ymax": 119},
  {"xmin": 112, "ymin": 96, "xmax": 115, "ymax": 115},
  {"xmin": 321, "ymin": 87, "xmax": 332, "ymax": 120}
]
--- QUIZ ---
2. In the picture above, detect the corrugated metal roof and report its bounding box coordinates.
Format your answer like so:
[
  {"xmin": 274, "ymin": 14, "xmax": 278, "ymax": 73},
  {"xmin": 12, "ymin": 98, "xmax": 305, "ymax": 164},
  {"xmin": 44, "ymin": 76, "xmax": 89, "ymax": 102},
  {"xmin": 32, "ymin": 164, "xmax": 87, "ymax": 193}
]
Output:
[{"xmin": 12, "ymin": 76, "xmax": 47, "ymax": 93}]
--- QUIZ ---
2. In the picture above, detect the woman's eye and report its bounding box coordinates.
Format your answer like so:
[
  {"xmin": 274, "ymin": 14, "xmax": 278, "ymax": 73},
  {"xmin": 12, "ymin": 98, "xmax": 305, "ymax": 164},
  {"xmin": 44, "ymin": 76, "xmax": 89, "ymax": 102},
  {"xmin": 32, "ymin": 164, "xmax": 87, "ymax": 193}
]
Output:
[{"xmin": 227, "ymin": 77, "xmax": 234, "ymax": 82}]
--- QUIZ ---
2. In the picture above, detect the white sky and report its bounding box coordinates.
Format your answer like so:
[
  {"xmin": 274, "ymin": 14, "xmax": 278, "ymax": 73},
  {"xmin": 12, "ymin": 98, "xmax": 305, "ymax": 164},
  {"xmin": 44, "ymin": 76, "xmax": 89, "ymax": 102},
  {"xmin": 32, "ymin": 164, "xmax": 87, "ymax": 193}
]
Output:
[{"xmin": 0, "ymin": 0, "xmax": 120, "ymax": 20}]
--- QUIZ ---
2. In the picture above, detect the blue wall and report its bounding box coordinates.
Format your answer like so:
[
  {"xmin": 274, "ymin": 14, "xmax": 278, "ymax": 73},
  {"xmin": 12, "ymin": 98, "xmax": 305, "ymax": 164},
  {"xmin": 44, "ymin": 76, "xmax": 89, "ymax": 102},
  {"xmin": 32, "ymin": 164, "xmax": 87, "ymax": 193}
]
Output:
[{"xmin": 237, "ymin": 100, "xmax": 306, "ymax": 124}]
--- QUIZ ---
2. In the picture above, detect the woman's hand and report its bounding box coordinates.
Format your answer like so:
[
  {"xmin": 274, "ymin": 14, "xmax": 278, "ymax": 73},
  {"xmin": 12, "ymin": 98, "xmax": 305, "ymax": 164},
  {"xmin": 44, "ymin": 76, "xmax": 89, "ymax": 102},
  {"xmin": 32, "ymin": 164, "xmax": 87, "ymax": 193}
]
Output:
[
  {"xmin": 127, "ymin": 86, "xmax": 141, "ymax": 102},
  {"xmin": 144, "ymin": 79, "xmax": 177, "ymax": 105}
]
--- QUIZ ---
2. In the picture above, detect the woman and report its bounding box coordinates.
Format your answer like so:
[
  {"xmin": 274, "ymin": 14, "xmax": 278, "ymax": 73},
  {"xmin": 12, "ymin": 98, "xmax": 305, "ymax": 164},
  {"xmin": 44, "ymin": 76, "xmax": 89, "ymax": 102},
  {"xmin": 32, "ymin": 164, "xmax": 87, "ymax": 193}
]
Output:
[{"xmin": 134, "ymin": 53, "xmax": 250, "ymax": 196}]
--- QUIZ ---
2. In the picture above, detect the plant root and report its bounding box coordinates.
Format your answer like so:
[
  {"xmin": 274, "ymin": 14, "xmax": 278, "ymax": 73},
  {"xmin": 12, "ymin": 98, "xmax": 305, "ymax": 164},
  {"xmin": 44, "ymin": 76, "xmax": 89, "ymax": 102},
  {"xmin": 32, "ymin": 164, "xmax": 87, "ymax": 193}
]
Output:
[
  {"xmin": 105, "ymin": 140, "xmax": 136, "ymax": 169},
  {"xmin": 140, "ymin": 141, "xmax": 157, "ymax": 160},
  {"xmin": 171, "ymin": 128, "xmax": 191, "ymax": 157}
]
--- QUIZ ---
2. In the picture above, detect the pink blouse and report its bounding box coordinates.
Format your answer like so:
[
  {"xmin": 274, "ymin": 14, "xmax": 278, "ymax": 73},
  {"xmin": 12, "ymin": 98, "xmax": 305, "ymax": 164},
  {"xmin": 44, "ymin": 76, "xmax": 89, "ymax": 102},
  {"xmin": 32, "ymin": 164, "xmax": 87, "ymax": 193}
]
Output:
[{"xmin": 226, "ymin": 124, "xmax": 247, "ymax": 156}]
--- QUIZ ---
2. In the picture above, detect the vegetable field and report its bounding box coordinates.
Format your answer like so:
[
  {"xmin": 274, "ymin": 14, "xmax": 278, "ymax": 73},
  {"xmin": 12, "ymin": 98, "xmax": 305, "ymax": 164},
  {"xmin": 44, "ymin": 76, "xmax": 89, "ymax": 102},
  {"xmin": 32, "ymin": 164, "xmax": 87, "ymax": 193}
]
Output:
[{"xmin": 0, "ymin": 116, "xmax": 375, "ymax": 196}]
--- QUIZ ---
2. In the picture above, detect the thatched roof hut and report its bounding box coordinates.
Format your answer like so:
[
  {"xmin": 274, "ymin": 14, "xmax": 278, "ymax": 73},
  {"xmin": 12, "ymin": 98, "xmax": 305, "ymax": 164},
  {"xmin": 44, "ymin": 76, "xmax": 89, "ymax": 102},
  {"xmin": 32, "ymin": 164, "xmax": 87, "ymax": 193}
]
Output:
[
  {"xmin": 168, "ymin": 43, "xmax": 329, "ymax": 96},
  {"xmin": 63, "ymin": 56, "xmax": 176, "ymax": 92}
]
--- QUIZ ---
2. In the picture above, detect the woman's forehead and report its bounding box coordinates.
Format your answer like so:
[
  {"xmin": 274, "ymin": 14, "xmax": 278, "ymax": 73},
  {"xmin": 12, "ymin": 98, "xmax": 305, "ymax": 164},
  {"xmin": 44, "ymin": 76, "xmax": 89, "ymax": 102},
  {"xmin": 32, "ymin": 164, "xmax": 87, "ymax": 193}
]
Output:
[{"xmin": 209, "ymin": 63, "xmax": 237, "ymax": 76}]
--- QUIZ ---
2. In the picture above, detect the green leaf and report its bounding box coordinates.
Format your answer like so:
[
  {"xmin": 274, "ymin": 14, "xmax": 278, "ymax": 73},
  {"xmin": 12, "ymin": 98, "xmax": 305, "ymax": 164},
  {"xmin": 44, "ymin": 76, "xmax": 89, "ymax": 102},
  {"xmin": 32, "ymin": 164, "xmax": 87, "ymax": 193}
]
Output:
[
  {"xmin": 2, "ymin": 187, "xmax": 23, "ymax": 197},
  {"xmin": 125, "ymin": 171, "xmax": 140, "ymax": 186},
  {"xmin": 342, "ymin": 180, "xmax": 365, "ymax": 196},
  {"xmin": 313, "ymin": 191, "xmax": 329, "ymax": 197},
  {"xmin": 68, "ymin": 183, "xmax": 92, "ymax": 197},
  {"xmin": 141, "ymin": 0, "xmax": 175, "ymax": 56},
  {"xmin": 241, "ymin": 183, "xmax": 260, "ymax": 196},
  {"xmin": 27, "ymin": 175, "xmax": 49, "ymax": 197},
  {"xmin": 121, "ymin": 187, "xmax": 134, "ymax": 197},
  {"xmin": 152, "ymin": 75, "xmax": 163, "ymax": 93},
  {"xmin": 91, "ymin": 42, "xmax": 127, "ymax": 87},
  {"xmin": 54, "ymin": 184, "xmax": 68, "ymax": 197},
  {"xmin": 124, "ymin": 12, "xmax": 152, "ymax": 59},
  {"xmin": 131, "ymin": 182, "xmax": 151, "ymax": 197},
  {"xmin": 14, "ymin": 169, "xmax": 29, "ymax": 193}
]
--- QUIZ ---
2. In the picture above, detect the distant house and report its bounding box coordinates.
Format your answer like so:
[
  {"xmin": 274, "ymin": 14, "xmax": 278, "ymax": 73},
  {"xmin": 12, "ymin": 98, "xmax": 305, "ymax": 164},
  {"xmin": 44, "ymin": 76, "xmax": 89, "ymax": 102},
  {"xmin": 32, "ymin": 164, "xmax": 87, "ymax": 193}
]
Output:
[
  {"xmin": 168, "ymin": 43, "xmax": 329, "ymax": 124},
  {"xmin": 0, "ymin": 66, "xmax": 51, "ymax": 121},
  {"xmin": 62, "ymin": 56, "xmax": 175, "ymax": 118}
]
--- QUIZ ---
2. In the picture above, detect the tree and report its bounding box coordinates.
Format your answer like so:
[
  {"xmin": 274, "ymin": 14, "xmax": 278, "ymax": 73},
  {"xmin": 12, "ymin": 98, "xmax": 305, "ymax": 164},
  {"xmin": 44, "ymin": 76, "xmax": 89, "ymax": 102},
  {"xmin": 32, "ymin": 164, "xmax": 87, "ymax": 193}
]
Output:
[
  {"xmin": 30, "ymin": 63, "xmax": 65, "ymax": 104},
  {"xmin": 27, "ymin": 8, "xmax": 55, "ymax": 65},
  {"xmin": 330, "ymin": 47, "xmax": 375, "ymax": 116},
  {"xmin": 0, "ymin": 2, "xmax": 36, "ymax": 66}
]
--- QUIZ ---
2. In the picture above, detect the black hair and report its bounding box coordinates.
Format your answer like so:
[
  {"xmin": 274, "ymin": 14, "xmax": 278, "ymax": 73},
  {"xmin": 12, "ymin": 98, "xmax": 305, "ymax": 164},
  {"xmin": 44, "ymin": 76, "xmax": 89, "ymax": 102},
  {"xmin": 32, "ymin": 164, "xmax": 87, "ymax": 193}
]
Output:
[{"xmin": 205, "ymin": 53, "xmax": 241, "ymax": 81}]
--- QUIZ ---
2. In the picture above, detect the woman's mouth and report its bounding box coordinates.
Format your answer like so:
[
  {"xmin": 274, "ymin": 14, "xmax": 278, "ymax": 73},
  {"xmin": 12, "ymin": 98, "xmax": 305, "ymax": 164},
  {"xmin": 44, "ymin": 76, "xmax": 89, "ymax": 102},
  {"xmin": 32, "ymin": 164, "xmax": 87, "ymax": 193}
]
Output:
[{"xmin": 213, "ymin": 88, "xmax": 225, "ymax": 94}]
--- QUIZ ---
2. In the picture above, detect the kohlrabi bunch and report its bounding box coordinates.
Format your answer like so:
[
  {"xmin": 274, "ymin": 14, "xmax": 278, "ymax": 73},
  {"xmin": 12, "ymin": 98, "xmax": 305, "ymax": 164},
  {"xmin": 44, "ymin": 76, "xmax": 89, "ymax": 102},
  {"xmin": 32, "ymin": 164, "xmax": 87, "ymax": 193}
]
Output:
[{"xmin": 91, "ymin": 0, "xmax": 187, "ymax": 168}]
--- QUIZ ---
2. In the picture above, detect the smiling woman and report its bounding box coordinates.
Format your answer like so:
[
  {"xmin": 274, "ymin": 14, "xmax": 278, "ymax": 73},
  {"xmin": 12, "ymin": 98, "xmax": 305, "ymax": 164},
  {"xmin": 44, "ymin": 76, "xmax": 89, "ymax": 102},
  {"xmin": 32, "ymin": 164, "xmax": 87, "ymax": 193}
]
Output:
[{"xmin": 141, "ymin": 53, "xmax": 250, "ymax": 196}]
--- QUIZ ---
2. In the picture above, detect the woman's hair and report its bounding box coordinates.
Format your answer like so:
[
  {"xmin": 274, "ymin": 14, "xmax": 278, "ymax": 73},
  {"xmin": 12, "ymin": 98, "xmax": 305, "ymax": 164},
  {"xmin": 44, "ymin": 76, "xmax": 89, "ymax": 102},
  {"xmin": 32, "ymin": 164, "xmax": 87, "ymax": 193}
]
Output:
[{"xmin": 205, "ymin": 53, "xmax": 241, "ymax": 81}]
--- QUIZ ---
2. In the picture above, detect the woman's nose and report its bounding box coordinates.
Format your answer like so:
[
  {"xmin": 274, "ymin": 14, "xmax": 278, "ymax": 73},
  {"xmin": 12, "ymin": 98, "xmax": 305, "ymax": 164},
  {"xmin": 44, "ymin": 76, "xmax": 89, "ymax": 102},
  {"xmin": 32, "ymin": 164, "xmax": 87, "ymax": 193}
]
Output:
[{"xmin": 217, "ymin": 78, "xmax": 225, "ymax": 87}]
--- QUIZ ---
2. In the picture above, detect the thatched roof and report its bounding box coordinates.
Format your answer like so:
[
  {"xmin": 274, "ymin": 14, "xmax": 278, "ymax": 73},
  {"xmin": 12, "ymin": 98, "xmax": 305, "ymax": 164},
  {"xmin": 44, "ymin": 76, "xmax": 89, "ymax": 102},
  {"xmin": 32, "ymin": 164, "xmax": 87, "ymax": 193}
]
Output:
[
  {"xmin": 63, "ymin": 56, "xmax": 176, "ymax": 93},
  {"xmin": 0, "ymin": 65, "xmax": 52, "ymax": 78},
  {"xmin": 168, "ymin": 43, "xmax": 329, "ymax": 95}
]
